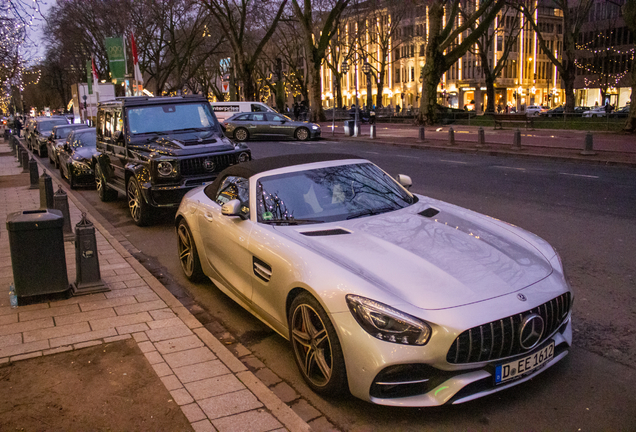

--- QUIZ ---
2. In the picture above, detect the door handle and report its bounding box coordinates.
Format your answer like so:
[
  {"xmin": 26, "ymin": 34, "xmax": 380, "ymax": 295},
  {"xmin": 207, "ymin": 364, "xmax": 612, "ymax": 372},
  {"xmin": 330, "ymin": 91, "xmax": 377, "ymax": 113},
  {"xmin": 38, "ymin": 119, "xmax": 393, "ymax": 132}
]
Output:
[{"xmin": 203, "ymin": 212, "xmax": 214, "ymax": 221}]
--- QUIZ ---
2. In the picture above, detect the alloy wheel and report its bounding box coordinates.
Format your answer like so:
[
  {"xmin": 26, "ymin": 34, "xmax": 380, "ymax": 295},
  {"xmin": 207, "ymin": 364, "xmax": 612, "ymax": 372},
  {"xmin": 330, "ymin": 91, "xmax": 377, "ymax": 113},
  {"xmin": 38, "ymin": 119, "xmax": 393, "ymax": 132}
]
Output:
[
  {"xmin": 127, "ymin": 180, "xmax": 142, "ymax": 222},
  {"xmin": 177, "ymin": 224, "xmax": 195, "ymax": 276},
  {"xmin": 290, "ymin": 303, "xmax": 333, "ymax": 387},
  {"xmin": 296, "ymin": 128, "xmax": 309, "ymax": 141}
]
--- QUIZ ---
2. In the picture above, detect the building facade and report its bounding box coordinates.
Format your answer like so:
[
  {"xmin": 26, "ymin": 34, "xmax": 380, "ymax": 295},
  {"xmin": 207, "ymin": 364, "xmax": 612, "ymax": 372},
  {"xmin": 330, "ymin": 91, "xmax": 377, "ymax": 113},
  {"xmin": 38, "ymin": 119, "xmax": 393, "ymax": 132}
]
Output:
[{"xmin": 321, "ymin": 2, "xmax": 566, "ymax": 113}]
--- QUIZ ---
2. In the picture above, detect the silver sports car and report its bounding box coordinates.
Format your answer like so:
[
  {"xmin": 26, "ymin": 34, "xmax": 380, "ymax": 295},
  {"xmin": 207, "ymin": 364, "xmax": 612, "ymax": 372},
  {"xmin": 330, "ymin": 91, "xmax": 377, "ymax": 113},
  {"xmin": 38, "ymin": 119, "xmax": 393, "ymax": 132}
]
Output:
[{"xmin": 175, "ymin": 153, "xmax": 573, "ymax": 406}]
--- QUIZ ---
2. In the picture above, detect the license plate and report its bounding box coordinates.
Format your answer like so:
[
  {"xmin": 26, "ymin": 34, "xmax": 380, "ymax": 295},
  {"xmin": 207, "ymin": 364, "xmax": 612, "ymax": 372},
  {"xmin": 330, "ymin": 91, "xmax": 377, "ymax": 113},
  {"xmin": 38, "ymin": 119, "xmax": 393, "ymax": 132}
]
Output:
[{"xmin": 495, "ymin": 341, "xmax": 554, "ymax": 385}]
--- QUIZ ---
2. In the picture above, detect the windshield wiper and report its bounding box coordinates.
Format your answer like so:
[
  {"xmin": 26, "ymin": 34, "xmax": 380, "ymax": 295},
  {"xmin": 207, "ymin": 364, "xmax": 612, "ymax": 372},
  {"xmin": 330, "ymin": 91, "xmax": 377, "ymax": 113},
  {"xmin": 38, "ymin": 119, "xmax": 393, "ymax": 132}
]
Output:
[
  {"xmin": 173, "ymin": 127, "xmax": 210, "ymax": 132},
  {"xmin": 262, "ymin": 218, "xmax": 324, "ymax": 225},
  {"xmin": 346, "ymin": 206, "xmax": 398, "ymax": 220}
]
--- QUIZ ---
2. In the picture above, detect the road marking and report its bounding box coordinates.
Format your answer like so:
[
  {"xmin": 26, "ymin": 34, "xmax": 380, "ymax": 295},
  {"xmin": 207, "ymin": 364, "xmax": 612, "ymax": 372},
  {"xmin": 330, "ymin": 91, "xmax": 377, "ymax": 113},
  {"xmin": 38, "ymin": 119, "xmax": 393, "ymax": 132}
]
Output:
[
  {"xmin": 559, "ymin": 173, "xmax": 599, "ymax": 179},
  {"xmin": 492, "ymin": 165, "xmax": 526, "ymax": 171},
  {"xmin": 362, "ymin": 151, "xmax": 380, "ymax": 154},
  {"xmin": 393, "ymin": 154, "xmax": 416, "ymax": 158},
  {"xmin": 439, "ymin": 159, "xmax": 468, "ymax": 164}
]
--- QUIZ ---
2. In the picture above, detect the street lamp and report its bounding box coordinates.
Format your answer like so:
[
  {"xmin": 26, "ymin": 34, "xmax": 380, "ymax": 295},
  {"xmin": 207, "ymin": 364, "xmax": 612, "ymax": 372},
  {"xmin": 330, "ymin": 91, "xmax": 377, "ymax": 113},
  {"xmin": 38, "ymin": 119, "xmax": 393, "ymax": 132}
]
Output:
[{"xmin": 362, "ymin": 61, "xmax": 372, "ymax": 110}]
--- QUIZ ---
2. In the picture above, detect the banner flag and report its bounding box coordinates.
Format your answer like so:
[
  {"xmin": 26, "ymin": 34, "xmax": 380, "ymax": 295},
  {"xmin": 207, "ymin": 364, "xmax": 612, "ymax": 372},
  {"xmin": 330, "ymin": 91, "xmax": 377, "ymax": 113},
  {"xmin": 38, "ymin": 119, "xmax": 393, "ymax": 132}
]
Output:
[
  {"xmin": 86, "ymin": 60, "xmax": 93, "ymax": 94},
  {"xmin": 131, "ymin": 32, "xmax": 143, "ymax": 93},
  {"xmin": 105, "ymin": 37, "xmax": 126, "ymax": 82},
  {"xmin": 91, "ymin": 56, "xmax": 99, "ymax": 92}
]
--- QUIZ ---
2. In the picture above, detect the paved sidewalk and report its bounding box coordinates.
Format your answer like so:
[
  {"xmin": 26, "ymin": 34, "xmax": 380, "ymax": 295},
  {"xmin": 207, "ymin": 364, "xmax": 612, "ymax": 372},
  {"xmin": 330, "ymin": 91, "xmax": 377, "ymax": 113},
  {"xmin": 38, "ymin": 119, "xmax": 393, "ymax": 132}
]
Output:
[
  {"xmin": 0, "ymin": 137, "xmax": 310, "ymax": 432},
  {"xmin": 319, "ymin": 121, "xmax": 636, "ymax": 166}
]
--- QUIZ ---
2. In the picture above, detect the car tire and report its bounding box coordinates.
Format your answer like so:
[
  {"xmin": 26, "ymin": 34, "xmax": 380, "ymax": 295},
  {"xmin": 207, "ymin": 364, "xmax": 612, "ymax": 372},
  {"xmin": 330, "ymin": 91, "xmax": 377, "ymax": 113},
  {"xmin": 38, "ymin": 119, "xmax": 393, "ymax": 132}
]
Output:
[
  {"xmin": 127, "ymin": 177, "xmax": 151, "ymax": 226},
  {"xmin": 177, "ymin": 219, "xmax": 205, "ymax": 282},
  {"xmin": 95, "ymin": 163, "xmax": 118, "ymax": 202},
  {"xmin": 289, "ymin": 292, "xmax": 348, "ymax": 396},
  {"xmin": 233, "ymin": 128, "xmax": 249, "ymax": 142},
  {"xmin": 295, "ymin": 127, "xmax": 310, "ymax": 141},
  {"xmin": 68, "ymin": 167, "xmax": 76, "ymax": 189}
]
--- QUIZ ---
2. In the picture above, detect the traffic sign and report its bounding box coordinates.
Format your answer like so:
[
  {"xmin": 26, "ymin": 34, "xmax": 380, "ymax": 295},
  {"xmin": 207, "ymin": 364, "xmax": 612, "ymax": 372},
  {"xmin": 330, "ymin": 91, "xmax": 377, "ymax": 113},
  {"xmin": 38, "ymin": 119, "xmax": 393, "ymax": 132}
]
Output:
[{"xmin": 222, "ymin": 82, "xmax": 230, "ymax": 93}]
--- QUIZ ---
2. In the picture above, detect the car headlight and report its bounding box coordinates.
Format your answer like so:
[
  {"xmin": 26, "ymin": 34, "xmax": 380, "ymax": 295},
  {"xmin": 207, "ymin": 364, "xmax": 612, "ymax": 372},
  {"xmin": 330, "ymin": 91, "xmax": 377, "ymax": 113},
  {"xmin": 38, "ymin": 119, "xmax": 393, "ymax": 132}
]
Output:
[
  {"xmin": 238, "ymin": 151, "xmax": 251, "ymax": 162},
  {"xmin": 157, "ymin": 161, "xmax": 175, "ymax": 176},
  {"xmin": 346, "ymin": 295, "xmax": 431, "ymax": 345},
  {"xmin": 312, "ymin": 125, "xmax": 319, "ymax": 130}
]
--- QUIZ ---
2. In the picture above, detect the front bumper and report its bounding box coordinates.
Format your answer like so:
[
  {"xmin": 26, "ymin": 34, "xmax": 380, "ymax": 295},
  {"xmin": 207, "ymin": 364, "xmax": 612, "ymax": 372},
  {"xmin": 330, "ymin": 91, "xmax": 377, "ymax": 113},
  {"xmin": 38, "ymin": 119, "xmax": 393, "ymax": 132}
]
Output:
[
  {"xmin": 141, "ymin": 175, "xmax": 217, "ymax": 208},
  {"xmin": 310, "ymin": 129, "xmax": 321, "ymax": 139}
]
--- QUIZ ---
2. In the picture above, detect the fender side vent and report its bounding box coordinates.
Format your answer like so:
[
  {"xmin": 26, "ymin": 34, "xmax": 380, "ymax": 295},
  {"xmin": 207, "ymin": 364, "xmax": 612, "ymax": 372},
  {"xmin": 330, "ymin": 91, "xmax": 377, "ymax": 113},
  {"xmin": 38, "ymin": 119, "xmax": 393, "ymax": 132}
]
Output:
[
  {"xmin": 300, "ymin": 229, "xmax": 351, "ymax": 237},
  {"xmin": 253, "ymin": 257, "xmax": 272, "ymax": 282},
  {"xmin": 419, "ymin": 208, "xmax": 439, "ymax": 218}
]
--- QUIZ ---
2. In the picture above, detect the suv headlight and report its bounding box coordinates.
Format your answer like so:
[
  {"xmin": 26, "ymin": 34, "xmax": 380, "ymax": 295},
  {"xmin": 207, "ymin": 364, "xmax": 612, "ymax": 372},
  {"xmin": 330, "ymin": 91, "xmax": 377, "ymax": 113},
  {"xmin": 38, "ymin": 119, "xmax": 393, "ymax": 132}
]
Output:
[
  {"xmin": 157, "ymin": 161, "xmax": 175, "ymax": 176},
  {"xmin": 346, "ymin": 295, "xmax": 431, "ymax": 345}
]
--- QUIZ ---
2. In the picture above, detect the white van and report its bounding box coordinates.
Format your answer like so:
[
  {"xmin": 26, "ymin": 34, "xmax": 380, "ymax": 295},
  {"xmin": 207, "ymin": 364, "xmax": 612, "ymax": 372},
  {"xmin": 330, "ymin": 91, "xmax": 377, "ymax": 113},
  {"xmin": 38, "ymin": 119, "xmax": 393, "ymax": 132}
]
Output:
[{"xmin": 211, "ymin": 101, "xmax": 276, "ymax": 122}]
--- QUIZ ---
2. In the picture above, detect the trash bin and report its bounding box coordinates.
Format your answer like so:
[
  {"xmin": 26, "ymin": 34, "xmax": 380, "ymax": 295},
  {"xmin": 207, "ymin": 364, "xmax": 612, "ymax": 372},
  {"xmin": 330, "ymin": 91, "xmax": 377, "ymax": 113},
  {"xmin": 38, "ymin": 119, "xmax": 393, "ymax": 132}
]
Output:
[
  {"xmin": 6, "ymin": 209, "xmax": 69, "ymax": 302},
  {"xmin": 344, "ymin": 120, "xmax": 354, "ymax": 136}
]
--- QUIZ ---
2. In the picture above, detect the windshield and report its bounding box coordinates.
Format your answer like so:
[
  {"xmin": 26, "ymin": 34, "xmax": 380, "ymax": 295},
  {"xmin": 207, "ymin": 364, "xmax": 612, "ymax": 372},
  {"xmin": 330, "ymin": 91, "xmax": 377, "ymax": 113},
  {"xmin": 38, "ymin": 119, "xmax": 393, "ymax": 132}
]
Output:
[
  {"xmin": 40, "ymin": 119, "xmax": 68, "ymax": 133},
  {"xmin": 256, "ymin": 163, "xmax": 416, "ymax": 224},
  {"xmin": 74, "ymin": 131, "xmax": 97, "ymax": 147},
  {"xmin": 55, "ymin": 126, "xmax": 79, "ymax": 138},
  {"xmin": 127, "ymin": 102, "xmax": 219, "ymax": 135}
]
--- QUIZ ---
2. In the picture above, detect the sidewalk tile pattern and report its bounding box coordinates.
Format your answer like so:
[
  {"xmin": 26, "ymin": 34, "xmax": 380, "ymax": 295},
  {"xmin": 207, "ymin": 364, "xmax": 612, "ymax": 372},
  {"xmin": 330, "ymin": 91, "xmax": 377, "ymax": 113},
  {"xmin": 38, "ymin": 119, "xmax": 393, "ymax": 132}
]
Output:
[{"xmin": 0, "ymin": 143, "xmax": 311, "ymax": 432}]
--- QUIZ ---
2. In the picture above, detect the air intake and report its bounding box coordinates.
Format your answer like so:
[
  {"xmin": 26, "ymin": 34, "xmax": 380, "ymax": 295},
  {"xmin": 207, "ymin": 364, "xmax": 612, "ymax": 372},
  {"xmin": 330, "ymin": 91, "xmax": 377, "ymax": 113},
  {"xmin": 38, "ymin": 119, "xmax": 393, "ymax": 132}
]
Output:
[
  {"xmin": 300, "ymin": 229, "xmax": 350, "ymax": 237},
  {"xmin": 419, "ymin": 208, "xmax": 439, "ymax": 218}
]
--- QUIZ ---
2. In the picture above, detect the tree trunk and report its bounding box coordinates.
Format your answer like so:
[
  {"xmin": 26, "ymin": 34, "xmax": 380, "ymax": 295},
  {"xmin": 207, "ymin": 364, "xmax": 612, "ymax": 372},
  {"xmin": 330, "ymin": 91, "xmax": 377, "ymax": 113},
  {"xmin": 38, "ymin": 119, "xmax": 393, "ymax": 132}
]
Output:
[
  {"xmin": 366, "ymin": 74, "xmax": 373, "ymax": 109},
  {"xmin": 562, "ymin": 72, "xmax": 575, "ymax": 114},
  {"xmin": 624, "ymin": 65, "xmax": 636, "ymax": 133},
  {"xmin": 335, "ymin": 75, "xmax": 343, "ymax": 109},
  {"xmin": 419, "ymin": 63, "xmax": 443, "ymax": 125},
  {"xmin": 376, "ymin": 69, "xmax": 385, "ymax": 108},
  {"xmin": 485, "ymin": 74, "xmax": 496, "ymax": 113},
  {"xmin": 276, "ymin": 81, "xmax": 285, "ymax": 113},
  {"xmin": 308, "ymin": 61, "xmax": 325, "ymax": 122}
]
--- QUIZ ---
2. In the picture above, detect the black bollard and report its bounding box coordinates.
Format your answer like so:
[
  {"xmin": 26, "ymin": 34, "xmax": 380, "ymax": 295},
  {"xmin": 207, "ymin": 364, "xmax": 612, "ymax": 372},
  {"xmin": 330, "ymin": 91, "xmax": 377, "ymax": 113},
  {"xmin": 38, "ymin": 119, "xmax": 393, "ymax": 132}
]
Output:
[
  {"xmin": 29, "ymin": 157, "xmax": 39, "ymax": 189},
  {"xmin": 17, "ymin": 147, "xmax": 24, "ymax": 166},
  {"xmin": 21, "ymin": 148, "xmax": 29, "ymax": 172},
  {"xmin": 580, "ymin": 132, "xmax": 597, "ymax": 156},
  {"xmin": 39, "ymin": 170, "xmax": 54, "ymax": 209},
  {"xmin": 448, "ymin": 127, "xmax": 455, "ymax": 146},
  {"xmin": 53, "ymin": 185, "xmax": 74, "ymax": 241},
  {"xmin": 72, "ymin": 213, "xmax": 109, "ymax": 295},
  {"xmin": 477, "ymin": 127, "xmax": 485, "ymax": 148},
  {"xmin": 512, "ymin": 129, "xmax": 522, "ymax": 150},
  {"xmin": 419, "ymin": 126, "xmax": 426, "ymax": 142}
]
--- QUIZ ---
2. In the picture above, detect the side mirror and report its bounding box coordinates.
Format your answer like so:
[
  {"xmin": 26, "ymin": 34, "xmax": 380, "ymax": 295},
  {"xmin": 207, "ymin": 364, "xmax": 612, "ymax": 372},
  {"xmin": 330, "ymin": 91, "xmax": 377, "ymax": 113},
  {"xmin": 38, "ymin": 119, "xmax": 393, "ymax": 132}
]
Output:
[
  {"xmin": 113, "ymin": 130, "xmax": 123, "ymax": 142},
  {"xmin": 64, "ymin": 143, "xmax": 70, "ymax": 152},
  {"xmin": 221, "ymin": 199, "xmax": 244, "ymax": 218},
  {"xmin": 396, "ymin": 174, "xmax": 412, "ymax": 190}
]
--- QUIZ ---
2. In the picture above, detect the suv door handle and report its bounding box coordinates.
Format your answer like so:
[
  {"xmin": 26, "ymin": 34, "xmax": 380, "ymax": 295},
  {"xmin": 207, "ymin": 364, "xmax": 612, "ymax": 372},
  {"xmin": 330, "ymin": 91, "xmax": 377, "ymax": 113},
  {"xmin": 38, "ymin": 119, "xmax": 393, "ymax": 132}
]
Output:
[{"xmin": 203, "ymin": 213, "xmax": 214, "ymax": 221}]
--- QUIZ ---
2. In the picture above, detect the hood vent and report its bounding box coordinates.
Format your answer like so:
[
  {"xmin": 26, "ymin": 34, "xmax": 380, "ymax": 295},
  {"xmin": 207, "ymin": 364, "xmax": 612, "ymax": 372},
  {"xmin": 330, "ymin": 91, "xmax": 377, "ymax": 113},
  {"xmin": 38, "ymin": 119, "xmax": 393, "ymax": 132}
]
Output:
[
  {"xmin": 180, "ymin": 138, "xmax": 218, "ymax": 146},
  {"xmin": 419, "ymin": 208, "xmax": 439, "ymax": 218},
  {"xmin": 300, "ymin": 229, "xmax": 351, "ymax": 237}
]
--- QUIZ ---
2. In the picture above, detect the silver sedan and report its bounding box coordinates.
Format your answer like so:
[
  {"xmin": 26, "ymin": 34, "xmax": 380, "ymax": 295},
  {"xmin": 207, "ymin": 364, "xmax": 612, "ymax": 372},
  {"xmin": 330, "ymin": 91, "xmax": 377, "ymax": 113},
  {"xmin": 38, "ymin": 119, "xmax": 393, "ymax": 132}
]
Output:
[{"xmin": 175, "ymin": 154, "xmax": 573, "ymax": 406}]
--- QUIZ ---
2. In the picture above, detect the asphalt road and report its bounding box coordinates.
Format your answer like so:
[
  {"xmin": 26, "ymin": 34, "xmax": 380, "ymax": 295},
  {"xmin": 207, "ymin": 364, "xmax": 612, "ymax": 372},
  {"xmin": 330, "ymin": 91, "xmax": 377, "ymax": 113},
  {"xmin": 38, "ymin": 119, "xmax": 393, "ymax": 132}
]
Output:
[{"xmin": 44, "ymin": 139, "xmax": 636, "ymax": 431}]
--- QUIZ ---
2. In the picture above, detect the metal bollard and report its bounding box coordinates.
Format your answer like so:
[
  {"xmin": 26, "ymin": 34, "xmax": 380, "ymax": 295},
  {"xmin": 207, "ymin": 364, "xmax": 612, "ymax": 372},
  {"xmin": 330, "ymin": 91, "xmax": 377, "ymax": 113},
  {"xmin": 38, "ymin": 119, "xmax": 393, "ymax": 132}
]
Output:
[
  {"xmin": 53, "ymin": 185, "xmax": 74, "ymax": 241},
  {"xmin": 477, "ymin": 127, "xmax": 485, "ymax": 147},
  {"xmin": 419, "ymin": 126, "xmax": 426, "ymax": 142},
  {"xmin": 353, "ymin": 121, "xmax": 360, "ymax": 137},
  {"xmin": 448, "ymin": 127, "xmax": 455, "ymax": 146},
  {"xmin": 17, "ymin": 147, "xmax": 24, "ymax": 166},
  {"xmin": 580, "ymin": 132, "xmax": 597, "ymax": 156},
  {"xmin": 512, "ymin": 129, "xmax": 522, "ymax": 150},
  {"xmin": 39, "ymin": 170, "xmax": 54, "ymax": 209},
  {"xmin": 29, "ymin": 157, "xmax": 39, "ymax": 189},
  {"xmin": 72, "ymin": 213, "xmax": 109, "ymax": 296},
  {"xmin": 370, "ymin": 124, "xmax": 376, "ymax": 139},
  {"xmin": 21, "ymin": 148, "xmax": 29, "ymax": 172}
]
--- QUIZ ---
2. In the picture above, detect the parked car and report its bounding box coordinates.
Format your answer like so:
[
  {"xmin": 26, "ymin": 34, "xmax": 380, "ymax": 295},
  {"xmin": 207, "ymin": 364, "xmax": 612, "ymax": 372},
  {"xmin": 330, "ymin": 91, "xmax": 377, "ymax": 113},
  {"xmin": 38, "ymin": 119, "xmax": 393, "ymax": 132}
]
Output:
[
  {"xmin": 58, "ymin": 128, "xmax": 97, "ymax": 189},
  {"xmin": 582, "ymin": 106, "xmax": 607, "ymax": 118},
  {"xmin": 211, "ymin": 101, "xmax": 276, "ymax": 122},
  {"xmin": 539, "ymin": 106, "xmax": 564, "ymax": 117},
  {"xmin": 223, "ymin": 112, "xmax": 320, "ymax": 142},
  {"xmin": 525, "ymin": 105, "xmax": 545, "ymax": 116},
  {"xmin": 610, "ymin": 105, "xmax": 630, "ymax": 118},
  {"xmin": 93, "ymin": 95, "xmax": 251, "ymax": 226},
  {"xmin": 29, "ymin": 116, "xmax": 69, "ymax": 156},
  {"xmin": 47, "ymin": 124, "xmax": 92, "ymax": 167},
  {"xmin": 175, "ymin": 153, "xmax": 573, "ymax": 407}
]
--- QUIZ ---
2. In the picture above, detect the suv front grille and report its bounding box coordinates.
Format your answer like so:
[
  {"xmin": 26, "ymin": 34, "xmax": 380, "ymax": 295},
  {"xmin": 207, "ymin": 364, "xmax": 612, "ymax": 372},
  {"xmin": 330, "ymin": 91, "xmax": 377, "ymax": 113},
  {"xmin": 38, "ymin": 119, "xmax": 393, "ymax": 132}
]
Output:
[
  {"xmin": 180, "ymin": 154, "xmax": 237, "ymax": 176},
  {"xmin": 446, "ymin": 293, "xmax": 571, "ymax": 364}
]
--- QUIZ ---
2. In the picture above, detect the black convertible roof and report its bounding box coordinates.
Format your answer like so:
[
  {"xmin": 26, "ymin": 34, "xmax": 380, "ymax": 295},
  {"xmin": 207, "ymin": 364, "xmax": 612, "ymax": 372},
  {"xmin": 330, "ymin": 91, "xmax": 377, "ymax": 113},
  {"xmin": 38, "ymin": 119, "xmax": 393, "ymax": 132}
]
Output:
[{"xmin": 204, "ymin": 153, "xmax": 362, "ymax": 199}]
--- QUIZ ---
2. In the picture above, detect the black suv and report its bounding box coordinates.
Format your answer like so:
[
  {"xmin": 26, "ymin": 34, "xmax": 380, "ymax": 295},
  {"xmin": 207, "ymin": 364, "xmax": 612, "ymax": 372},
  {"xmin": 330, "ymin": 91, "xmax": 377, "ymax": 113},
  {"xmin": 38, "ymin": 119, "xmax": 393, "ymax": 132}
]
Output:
[{"xmin": 93, "ymin": 95, "xmax": 251, "ymax": 226}]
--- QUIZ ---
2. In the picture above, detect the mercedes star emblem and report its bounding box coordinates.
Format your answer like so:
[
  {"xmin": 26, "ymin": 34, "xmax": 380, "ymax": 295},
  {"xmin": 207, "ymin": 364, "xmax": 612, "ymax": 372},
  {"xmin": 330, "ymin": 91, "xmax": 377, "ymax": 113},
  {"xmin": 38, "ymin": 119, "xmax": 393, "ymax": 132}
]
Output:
[
  {"xmin": 203, "ymin": 159, "xmax": 215, "ymax": 172},
  {"xmin": 519, "ymin": 313, "xmax": 545, "ymax": 350}
]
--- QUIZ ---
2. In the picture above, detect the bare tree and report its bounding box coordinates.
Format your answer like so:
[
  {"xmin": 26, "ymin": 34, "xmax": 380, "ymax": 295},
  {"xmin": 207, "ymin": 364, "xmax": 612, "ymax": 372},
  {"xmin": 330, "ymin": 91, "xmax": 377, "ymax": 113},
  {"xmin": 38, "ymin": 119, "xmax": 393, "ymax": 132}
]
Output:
[
  {"xmin": 202, "ymin": 0, "xmax": 288, "ymax": 101},
  {"xmin": 418, "ymin": 0, "xmax": 505, "ymax": 125},
  {"xmin": 466, "ymin": 2, "xmax": 521, "ymax": 113},
  {"xmin": 290, "ymin": 0, "xmax": 351, "ymax": 121},
  {"xmin": 517, "ymin": 0, "xmax": 594, "ymax": 114}
]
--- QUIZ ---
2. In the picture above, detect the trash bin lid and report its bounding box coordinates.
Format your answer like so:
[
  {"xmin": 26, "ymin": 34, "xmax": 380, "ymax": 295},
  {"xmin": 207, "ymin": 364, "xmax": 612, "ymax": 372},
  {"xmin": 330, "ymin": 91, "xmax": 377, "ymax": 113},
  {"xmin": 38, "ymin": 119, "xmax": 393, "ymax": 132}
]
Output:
[{"xmin": 6, "ymin": 209, "xmax": 65, "ymax": 231}]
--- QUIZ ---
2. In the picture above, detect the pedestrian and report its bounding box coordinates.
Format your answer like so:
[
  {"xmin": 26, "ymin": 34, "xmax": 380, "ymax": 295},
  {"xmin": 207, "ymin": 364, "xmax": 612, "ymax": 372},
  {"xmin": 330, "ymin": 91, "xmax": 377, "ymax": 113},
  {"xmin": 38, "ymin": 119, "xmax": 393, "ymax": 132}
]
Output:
[
  {"xmin": 396, "ymin": 104, "xmax": 401, "ymax": 115},
  {"xmin": 14, "ymin": 116, "xmax": 22, "ymax": 138},
  {"xmin": 604, "ymin": 103, "xmax": 611, "ymax": 114},
  {"xmin": 293, "ymin": 103, "xmax": 300, "ymax": 121}
]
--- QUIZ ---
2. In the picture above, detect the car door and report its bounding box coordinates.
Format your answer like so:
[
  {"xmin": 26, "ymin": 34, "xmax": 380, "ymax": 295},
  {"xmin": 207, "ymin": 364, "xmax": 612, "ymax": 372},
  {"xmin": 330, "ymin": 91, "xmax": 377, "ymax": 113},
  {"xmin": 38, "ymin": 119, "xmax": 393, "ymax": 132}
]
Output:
[
  {"xmin": 196, "ymin": 176, "xmax": 254, "ymax": 302},
  {"xmin": 248, "ymin": 113, "xmax": 267, "ymax": 137},
  {"xmin": 266, "ymin": 113, "xmax": 294, "ymax": 138}
]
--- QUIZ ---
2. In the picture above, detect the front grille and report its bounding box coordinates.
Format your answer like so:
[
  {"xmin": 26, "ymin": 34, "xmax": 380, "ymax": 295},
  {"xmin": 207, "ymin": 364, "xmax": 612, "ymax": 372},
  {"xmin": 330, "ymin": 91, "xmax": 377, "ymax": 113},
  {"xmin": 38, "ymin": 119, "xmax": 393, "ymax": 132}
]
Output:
[
  {"xmin": 446, "ymin": 292, "xmax": 571, "ymax": 364},
  {"xmin": 180, "ymin": 153, "xmax": 237, "ymax": 176}
]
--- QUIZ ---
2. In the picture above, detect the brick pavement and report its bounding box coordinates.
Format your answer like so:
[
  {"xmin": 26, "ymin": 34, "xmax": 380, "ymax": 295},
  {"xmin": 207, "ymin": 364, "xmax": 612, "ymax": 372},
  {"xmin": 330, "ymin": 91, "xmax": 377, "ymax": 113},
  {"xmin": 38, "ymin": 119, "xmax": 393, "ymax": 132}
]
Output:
[{"xmin": 0, "ymin": 137, "xmax": 311, "ymax": 432}]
